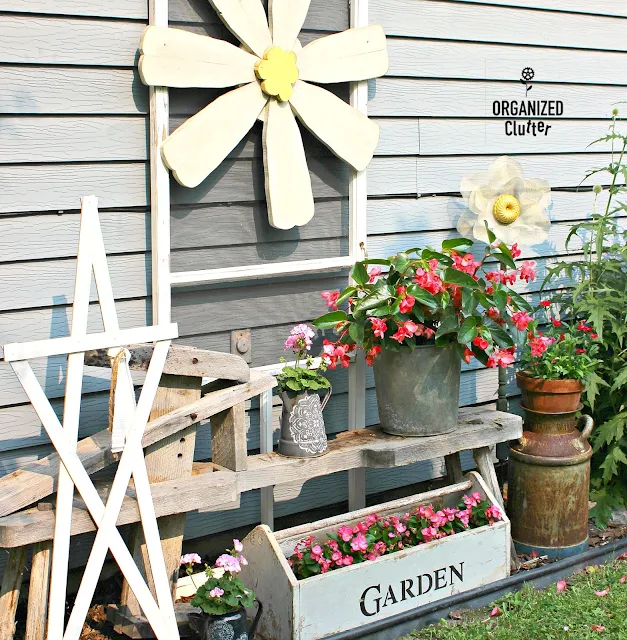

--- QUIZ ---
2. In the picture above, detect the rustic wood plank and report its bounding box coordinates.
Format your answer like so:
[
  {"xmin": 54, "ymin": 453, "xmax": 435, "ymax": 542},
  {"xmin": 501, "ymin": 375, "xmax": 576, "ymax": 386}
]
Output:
[
  {"xmin": 211, "ymin": 403, "xmax": 248, "ymax": 472},
  {"xmin": 120, "ymin": 374, "xmax": 202, "ymax": 617},
  {"xmin": 445, "ymin": 453, "xmax": 464, "ymax": 484},
  {"xmin": 385, "ymin": 39, "xmax": 627, "ymax": 85},
  {"xmin": 0, "ymin": 15, "xmax": 144, "ymax": 66},
  {"xmin": 0, "ymin": 411, "xmax": 521, "ymax": 547},
  {"xmin": 447, "ymin": 0, "xmax": 627, "ymax": 17},
  {"xmin": 1, "ymin": 0, "xmax": 147, "ymax": 19},
  {"xmin": 24, "ymin": 540, "xmax": 52, "ymax": 640},
  {"xmin": 0, "ymin": 546, "xmax": 26, "ymax": 640},
  {"xmin": 0, "ymin": 156, "xmax": 346, "ymax": 215},
  {"xmin": 369, "ymin": 79, "xmax": 626, "ymax": 118},
  {"xmin": 0, "ymin": 117, "xmax": 147, "ymax": 163},
  {"xmin": 376, "ymin": 119, "xmax": 617, "ymax": 157},
  {"xmin": 0, "ymin": 371, "xmax": 274, "ymax": 518},
  {"xmin": 85, "ymin": 344, "xmax": 250, "ymax": 382},
  {"xmin": 370, "ymin": 0, "xmax": 627, "ymax": 50}
]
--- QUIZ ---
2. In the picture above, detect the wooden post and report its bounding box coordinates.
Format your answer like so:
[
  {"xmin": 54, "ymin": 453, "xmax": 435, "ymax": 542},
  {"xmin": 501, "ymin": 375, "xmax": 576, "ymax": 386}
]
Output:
[
  {"xmin": 211, "ymin": 403, "xmax": 248, "ymax": 472},
  {"xmin": 445, "ymin": 453, "xmax": 464, "ymax": 483},
  {"xmin": 259, "ymin": 390, "xmax": 274, "ymax": 528},
  {"xmin": 119, "ymin": 374, "xmax": 202, "ymax": 617},
  {"xmin": 25, "ymin": 540, "xmax": 52, "ymax": 640},
  {"xmin": 0, "ymin": 546, "xmax": 27, "ymax": 640},
  {"xmin": 473, "ymin": 446, "xmax": 519, "ymax": 570}
]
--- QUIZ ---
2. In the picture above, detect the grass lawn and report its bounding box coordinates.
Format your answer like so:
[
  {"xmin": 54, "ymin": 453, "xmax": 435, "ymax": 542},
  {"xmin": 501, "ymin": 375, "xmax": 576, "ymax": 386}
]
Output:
[{"xmin": 404, "ymin": 558, "xmax": 627, "ymax": 639}]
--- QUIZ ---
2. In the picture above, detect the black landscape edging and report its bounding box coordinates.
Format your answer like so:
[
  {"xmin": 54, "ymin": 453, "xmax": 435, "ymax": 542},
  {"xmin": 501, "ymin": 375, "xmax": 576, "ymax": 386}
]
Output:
[{"xmin": 327, "ymin": 537, "xmax": 627, "ymax": 640}]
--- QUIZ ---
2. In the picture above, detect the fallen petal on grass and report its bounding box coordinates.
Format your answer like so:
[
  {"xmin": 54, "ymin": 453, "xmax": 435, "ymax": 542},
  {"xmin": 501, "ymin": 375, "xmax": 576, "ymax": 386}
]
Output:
[
  {"xmin": 616, "ymin": 553, "xmax": 627, "ymax": 560},
  {"xmin": 557, "ymin": 580, "xmax": 567, "ymax": 593},
  {"xmin": 490, "ymin": 606, "xmax": 503, "ymax": 618},
  {"xmin": 594, "ymin": 587, "xmax": 610, "ymax": 597},
  {"xmin": 620, "ymin": 575, "xmax": 627, "ymax": 584},
  {"xmin": 591, "ymin": 624, "xmax": 606, "ymax": 632}
]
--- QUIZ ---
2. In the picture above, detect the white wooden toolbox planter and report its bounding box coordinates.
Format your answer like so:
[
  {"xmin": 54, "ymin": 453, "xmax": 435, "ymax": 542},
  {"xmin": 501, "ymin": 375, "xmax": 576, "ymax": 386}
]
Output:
[{"xmin": 240, "ymin": 472, "xmax": 510, "ymax": 640}]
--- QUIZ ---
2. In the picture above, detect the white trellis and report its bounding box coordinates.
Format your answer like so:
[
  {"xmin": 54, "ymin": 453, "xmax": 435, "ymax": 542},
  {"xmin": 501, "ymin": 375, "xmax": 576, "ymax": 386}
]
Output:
[{"xmin": 2, "ymin": 197, "xmax": 180, "ymax": 640}]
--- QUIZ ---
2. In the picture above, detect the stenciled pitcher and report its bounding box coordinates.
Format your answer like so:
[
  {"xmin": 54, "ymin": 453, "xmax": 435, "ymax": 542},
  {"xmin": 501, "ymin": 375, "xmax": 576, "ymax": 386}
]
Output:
[
  {"xmin": 188, "ymin": 601, "xmax": 263, "ymax": 640},
  {"xmin": 278, "ymin": 386, "xmax": 331, "ymax": 458}
]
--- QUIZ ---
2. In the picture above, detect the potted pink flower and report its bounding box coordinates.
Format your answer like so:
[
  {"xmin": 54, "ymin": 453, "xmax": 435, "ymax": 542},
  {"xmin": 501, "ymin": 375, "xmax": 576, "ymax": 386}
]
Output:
[
  {"xmin": 187, "ymin": 540, "xmax": 262, "ymax": 640},
  {"xmin": 314, "ymin": 231, "xmax": 535, "ymax": 436}
]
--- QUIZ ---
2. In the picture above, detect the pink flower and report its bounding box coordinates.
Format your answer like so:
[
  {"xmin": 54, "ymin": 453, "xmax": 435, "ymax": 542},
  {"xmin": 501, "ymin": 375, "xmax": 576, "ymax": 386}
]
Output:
[
  {"xmin": 284, "ymin": 324, "xmax": 315, "ymax": 353},
  {"xmin": 365, "ymin": 345, "xmax": 382, "ymax": 366},
  {"xmin": 529, "ymin": 336, "xmax": 549, "ymax": 357},
  {"xmin": 369, "ymin": 317, "xmax": 387, "ymax": 338},
  {"xmin": 431, "ymin": 510, "xmax": 449, "ymax": 528},
  {"xmin": 399, "ymin": 294, "xmax": 415, "ymax": 314},
  {"xmin": 511, "ymin": 311, "xmax": 533, "ymax": 332},
  {"xmin": 233, "ymin": 539, "xmax": 243, "ymax": 553},
  {"xmin": 455, "ymin": 510, "xmax": 470, "ymax": 527},
  {"xmin": 540, "ymin": 300, "xmax": 551, "ymax": 308},
  {"xmin": 485, "ymin": 504, "xmax": 503, "ymax": 524},
  {"xmin": 368, "ymin": 266, "xmax": 382, "ymax": 283},
  {"xmin": 391, "ymin": 326, "xmax": 409, "ymax": 343},
  {"xmin": 518, "ymin": 260, "xmax": 537, "ymax": 283},
  {"xmin": 490, "ymin": 606, "xmax": 503, "ymax": 618},
  {"xmin": 350, "ymin": 532, "xmax": 368, "ymax": 552},
  {"xmin": 487, "ymin": 348, "xmax": 515, "ymax": 369},
  {"xmin": 418, "ymin": 505, "xmax": 435, "ymax": 519},
  {"xmin": 463, "ymin": 346, "xmax": 473, "ymax": 364},
  {"xmin": 423, "ymin": 327, "xmax": 436, "ymax": 340},
  {"xmin": 595, "ymin": 587, "xmax": 610, "ymax": 597},
  {"xmin": 395, "ymin": 522, "xmax": 407, "ymax": 534},
  {"xmin": 403, "ymin": 320, "xmax": 421, "ymax": 337},
  {"xmin": 311, "ymin": 545, "xmax": 323, "ymax": 559},
  {"xmin": 452, "ymin": 252, "xmax": 481, "ymax": 276},
  {"xmin": 473, "ymin": 336, "xmax": 489, "ymax": 350},
  {"xmin": 215, "ymin": 553, "xmax": 241, "ymax": 573},
  {"xmin": 342, "ymin": 555, "xmax": 354, "ymax": 566},
  {"xmin": 338, "ymin": 526, "xmax": 353, "ymax": 542},
  {"xmin": 553, "ymin": 320, "xmax": 562, "ymax": 327},
  {"xmin": 510, "ymin": 243, "xmax": 522, "ymax": 258},
  {"xmin": 556, "ymin": 580, "xmax": 567, "ymax": 593},
  {"xmin": 209, "ymin": 587, "xmax": 224, "ymax": 598},
  {"xmin": 180, "ymin": 553, "xmax": 202, "ymax": 566},
  {"xmin": 421, "ymin": 526, "xmax": 439, "ymax": 543},
  {"xmin": 321, "ymin": 290, "xmax": 340, "ymax": 310},
  {"xmin": 463, "ymin": 493, "xmax": 481, "ymax": 508},
  {"xmin": 414, "ymin": 267, "xmax": 445, "ymax": 295}
]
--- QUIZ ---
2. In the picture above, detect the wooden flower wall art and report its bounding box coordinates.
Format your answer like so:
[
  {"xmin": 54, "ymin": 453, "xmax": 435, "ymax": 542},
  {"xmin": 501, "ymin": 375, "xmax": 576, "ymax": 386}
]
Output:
[
  {"xmin": 138, "ymin": 0, "xmax": 388, "ymax": 229},
  {"xmin": 2, "ymin": 197, "xmax": 180, "ymax": 640},
  {"xmin": 457, "ymin": 156, "xmax": 552, "ymax": 245}
]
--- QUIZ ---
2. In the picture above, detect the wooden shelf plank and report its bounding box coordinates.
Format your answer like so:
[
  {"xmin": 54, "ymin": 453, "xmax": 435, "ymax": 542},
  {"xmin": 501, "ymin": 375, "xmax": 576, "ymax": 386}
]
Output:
[{"xmin": 0, "ymin": 409, "xmax": 521, "ymax": 547}]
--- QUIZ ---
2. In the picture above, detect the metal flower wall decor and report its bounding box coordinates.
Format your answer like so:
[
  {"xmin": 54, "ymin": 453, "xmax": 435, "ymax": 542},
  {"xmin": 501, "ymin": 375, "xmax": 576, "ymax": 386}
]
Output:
[
  {"xmin": 457, "ymin": 156, "xmax": 552, "ymax": 245},
  {"xmin": 139, "ymin": 0, "xmax": 389, "ymax": 229}
]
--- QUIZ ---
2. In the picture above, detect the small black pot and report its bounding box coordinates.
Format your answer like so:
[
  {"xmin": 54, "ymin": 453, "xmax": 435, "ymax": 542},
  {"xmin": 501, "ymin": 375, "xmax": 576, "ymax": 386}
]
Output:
[{"xmin": 188, "ymin": 601, "xmax": 263, "ymax": 640}]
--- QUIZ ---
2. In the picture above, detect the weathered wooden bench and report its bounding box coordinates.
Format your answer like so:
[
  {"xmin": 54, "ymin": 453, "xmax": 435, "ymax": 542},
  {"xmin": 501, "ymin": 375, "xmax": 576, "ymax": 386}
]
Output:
[{"xmin": 0, "ymin": 341, "xmax": 522, "ymax": 639}]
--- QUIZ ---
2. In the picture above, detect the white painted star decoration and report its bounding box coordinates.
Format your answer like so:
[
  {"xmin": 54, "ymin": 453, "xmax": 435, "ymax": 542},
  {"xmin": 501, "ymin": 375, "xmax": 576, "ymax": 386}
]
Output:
[{"xmin": 139, "ymin": 0, "xmax": 389, "ymax": 229}]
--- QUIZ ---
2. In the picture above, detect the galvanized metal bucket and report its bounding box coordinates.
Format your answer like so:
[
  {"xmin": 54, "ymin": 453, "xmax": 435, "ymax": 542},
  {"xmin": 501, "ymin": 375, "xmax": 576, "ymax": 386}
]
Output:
[
  {"xmin": 278, "ymin": 387, "xmax": 331, "ymax": 457},
  {"xmin": 372, "ymin": 344, "xmax": 461, "ymax": 437}
]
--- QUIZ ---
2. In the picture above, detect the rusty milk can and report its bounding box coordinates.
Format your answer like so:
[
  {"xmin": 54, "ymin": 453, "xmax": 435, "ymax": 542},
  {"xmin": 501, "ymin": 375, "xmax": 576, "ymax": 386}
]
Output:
[{"xmin": 508, "ymin": 409, "xmax": 593, "ymax": 559}]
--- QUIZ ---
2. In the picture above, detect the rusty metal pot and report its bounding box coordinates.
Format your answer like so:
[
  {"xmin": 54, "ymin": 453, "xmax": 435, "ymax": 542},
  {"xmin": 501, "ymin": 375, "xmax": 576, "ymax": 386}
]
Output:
[
  {"xmin": 516, "ymin": 372, "xmax": 583, "ymax": 413},
  {"xmin": 508, "ymin": 408, "xmax": 593, "ymax": 560}
]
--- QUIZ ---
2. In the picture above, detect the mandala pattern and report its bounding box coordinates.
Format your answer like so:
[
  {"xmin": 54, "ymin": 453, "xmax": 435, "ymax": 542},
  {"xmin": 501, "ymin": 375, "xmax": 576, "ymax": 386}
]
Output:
[
  {"xmin": 288, "ymin": 394, "xmax": 328, "ymax": 455},
  {"xmin": 208, "ymin": 620, "xmax": 235, "ymax": 640}
]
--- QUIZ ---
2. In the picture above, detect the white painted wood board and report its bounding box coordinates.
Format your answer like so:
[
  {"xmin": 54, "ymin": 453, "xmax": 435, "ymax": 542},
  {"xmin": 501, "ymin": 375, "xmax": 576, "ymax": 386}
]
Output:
[
  {"xmin": 368, "ymin": 79, "xmax": 626, "ymax": 118},
  {"xmin": 446, "ymin": 0, "xmax": 627, "ymax": 18},
  {"xmin": 385, "ymin": 39, "xmax": 627, "ymax": 85},
  {"xmin": 370, "ymin": 0, "xmax": 627, "ymax": 50},
  {"xmin": 375, "ymin": 119, "xmax": 618, "ymax": 157}
]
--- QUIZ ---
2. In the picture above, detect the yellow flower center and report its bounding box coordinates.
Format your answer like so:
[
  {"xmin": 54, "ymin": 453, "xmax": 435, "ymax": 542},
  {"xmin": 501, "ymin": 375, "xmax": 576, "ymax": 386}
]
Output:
[
  {"xmin": 493, "ymin": 194, "xmax": 521, "ymax": 224},
  {"xmin": 255, "ymin": 46, "xmax": 298, "ymax": 102}
]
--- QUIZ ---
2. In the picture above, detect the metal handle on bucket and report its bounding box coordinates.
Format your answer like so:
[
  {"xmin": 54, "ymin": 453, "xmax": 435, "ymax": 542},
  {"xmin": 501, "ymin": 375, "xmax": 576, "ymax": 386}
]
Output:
[
  {"xmin": 248, "ymin": 599, "xmax": 263, "ymax": 637},
  {"xmin": 320, "ymin": 382, "xmax": 332, "ymax": 410},
  {"xmin": 578, "ymin": 415, "xmax": 594, "ymax": 442}
]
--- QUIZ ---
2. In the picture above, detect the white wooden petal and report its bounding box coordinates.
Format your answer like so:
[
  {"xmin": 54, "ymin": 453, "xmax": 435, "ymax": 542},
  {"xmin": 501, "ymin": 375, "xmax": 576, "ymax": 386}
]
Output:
[
  {"xmin": 208, "ymin": 0, "xmax": 272, "ymax": 58},
  {"xmin": 263, "ymin": 99, "xmax": 314, "ymax": 229},
  {"xmin": 162, "ymin": 82, "xmax": 268, "ymax": 188},
  {"xmin": 139, "ymin": 26, "xmax": 257, "ymax": 89},
  {"xmin": 269, "ymin": 0, "xmax": 311, "ymax": 50},
  {"xmin": 298, "ymin": 25, "xmax": 389, "ymax": 83},
  {"xmin": 290, "ymin": 80, "xmax": 379, "ymax": 172}
]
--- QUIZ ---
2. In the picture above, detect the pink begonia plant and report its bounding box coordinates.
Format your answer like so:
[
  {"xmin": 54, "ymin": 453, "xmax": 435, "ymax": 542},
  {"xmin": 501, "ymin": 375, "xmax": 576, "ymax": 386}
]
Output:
[
  {"xmin": 288, "ymin": 493, "xmax": 503, "ymax": 579},
  {"xmin": 314, "ymin": 233, "xmax": 538, "ymax": 370}
]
